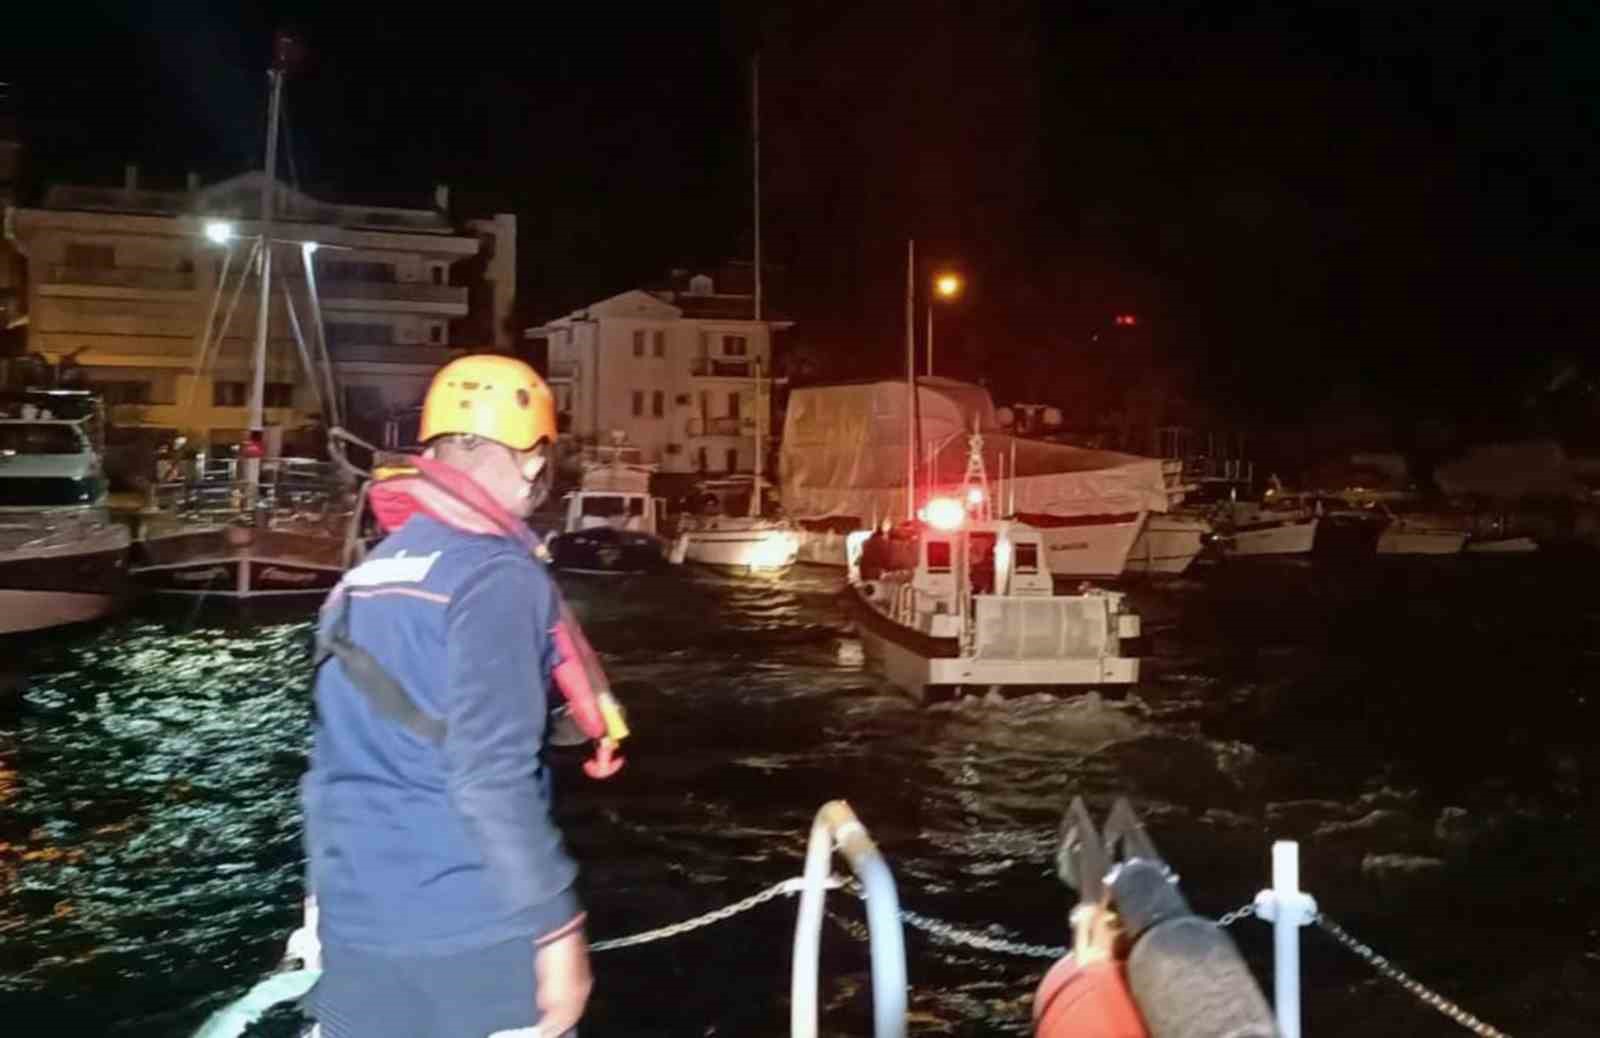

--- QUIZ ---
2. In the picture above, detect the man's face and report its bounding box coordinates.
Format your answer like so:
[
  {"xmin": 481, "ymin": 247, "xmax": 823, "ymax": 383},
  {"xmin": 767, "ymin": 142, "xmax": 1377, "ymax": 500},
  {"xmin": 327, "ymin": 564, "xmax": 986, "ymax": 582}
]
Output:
[{"xmin": 476, "ymin": 443, "xmax": 548, "ymax": 518}]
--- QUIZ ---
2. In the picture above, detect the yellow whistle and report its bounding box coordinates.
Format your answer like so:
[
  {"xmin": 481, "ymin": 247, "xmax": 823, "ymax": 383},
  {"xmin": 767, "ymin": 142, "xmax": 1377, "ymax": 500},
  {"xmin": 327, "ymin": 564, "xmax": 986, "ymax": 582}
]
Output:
[{"xmin": 599, "ymin": 692, "xmax": 630, "ymax": 742}]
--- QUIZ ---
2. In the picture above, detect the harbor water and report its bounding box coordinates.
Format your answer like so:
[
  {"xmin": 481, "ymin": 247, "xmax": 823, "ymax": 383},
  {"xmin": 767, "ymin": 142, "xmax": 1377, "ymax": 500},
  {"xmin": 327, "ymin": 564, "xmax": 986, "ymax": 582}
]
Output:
[{"xmin": 3, "ymin": 556, "xmax": 1599, "ymax": 1036}]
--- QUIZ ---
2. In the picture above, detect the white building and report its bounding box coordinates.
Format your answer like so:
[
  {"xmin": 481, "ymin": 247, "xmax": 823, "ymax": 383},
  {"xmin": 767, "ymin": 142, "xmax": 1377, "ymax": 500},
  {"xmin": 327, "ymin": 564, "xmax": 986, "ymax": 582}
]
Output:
[
  {"xmin": 8, "ymin": 168, "xmax": 515, "ymax": 447},
  {"xmin": 527, "ymin": 266, "xmax": 791, "ymax": 476}
]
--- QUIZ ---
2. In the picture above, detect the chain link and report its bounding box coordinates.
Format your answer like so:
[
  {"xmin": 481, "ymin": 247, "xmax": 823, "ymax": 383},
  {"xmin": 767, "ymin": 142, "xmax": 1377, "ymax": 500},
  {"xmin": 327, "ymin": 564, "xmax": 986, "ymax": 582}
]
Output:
[
  {"xmin": 1313, "ymin": 913, "xmax": 1514, "ymax": 1038},
  {"xmin": 897, "ymin": 908, "xmax": 1068, "ymax": 959},
  {"xmin": 589, "ymin": 875, "xmax": 845, "ymax": 951},
  {"xmin": 1215, "ymin": 901, "xmax": 1257, "ymax": 929}
]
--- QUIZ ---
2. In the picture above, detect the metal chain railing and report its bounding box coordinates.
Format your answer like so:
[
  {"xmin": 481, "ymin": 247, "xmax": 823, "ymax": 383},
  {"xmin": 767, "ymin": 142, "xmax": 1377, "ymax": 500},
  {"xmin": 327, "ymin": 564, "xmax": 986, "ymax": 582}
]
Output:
[
  {"xmin": 588, "ymin": 875, "xmax": 845, "ymax": 951},
  {"xmin": 1313, "ymin": 913, "xmax": 1514, "ymax": 1038},
  {"xmin": 578, "ymin": 878, "xmax": 1514, "ymax": 1038}
]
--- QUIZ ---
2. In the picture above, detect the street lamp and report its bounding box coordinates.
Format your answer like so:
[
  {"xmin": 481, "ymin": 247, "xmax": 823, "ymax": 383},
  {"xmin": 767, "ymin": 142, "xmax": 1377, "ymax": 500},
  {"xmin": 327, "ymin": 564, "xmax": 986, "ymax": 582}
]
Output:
[
  {"xmin": 927, "ymin": 271, "xmax": 963, "ymax": 377},
  {"xmin": 203, "ymin": 220, "xmax": 235, "ymax": 245}
]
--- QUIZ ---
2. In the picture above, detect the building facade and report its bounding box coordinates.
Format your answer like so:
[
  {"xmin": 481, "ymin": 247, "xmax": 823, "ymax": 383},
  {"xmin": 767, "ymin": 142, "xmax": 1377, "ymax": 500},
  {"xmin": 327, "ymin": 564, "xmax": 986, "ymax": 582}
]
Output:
[
  {"xmin": 527, "ymin": 267, "xmax": 790, "ymax": 477},
  {"xmin": 8, "ymin": 169, "xmax": 514, "ymax": 448}
]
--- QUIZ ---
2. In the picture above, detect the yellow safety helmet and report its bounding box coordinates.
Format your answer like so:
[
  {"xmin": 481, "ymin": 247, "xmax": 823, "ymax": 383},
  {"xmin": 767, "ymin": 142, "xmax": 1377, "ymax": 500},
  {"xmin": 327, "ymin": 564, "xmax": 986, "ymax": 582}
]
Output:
[{"xmin": 419, "ymin": 354, "xmax": 557, "ymax": 451}]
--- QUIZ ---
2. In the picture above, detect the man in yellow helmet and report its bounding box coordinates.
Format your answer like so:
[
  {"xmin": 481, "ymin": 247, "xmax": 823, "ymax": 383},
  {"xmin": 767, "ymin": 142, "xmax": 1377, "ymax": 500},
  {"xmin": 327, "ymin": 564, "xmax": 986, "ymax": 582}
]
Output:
[{"xmin": 301, "ymin": 355, "xmax": 592, "ymax": 1038}]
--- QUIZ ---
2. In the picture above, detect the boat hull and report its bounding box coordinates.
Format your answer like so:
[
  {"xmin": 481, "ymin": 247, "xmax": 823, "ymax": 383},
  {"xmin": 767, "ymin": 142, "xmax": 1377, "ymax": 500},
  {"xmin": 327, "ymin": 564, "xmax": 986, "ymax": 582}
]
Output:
[
  {"xmin": 0, "ymin": 530, "xmax": 130, "ymax": 634},
  {"xmin": 1026, "ymin": 512, "xmax": 1144, "ymax": 578},
  {"xmin": 680, "ymin": 525, "xmax": 800, "ymax": 575},
  {"xmin": 1465, "ymin": 536, "xmax": 1538, "ymax": 554},
  {"xmin": 1226, "ymin": 517, "xmax": 1319, "ymax": 557},
  {"xmin": 132, "ymin": 527, "xmax": 345, "ymax": 599},
  {"xmin": 548, "ymin": 529, "xmax": 668, "ymax": 575},
  {"xmin": 841, "ymin": 586, "xmax": 1138, "ymax": 701},
  {"xmin": 1125, "ymin": 514, "xmax": 1208, "ymax": 575},
  {"xmin": 1376, "ymin": 527, "xmax": 1468, "ymax": 556}
]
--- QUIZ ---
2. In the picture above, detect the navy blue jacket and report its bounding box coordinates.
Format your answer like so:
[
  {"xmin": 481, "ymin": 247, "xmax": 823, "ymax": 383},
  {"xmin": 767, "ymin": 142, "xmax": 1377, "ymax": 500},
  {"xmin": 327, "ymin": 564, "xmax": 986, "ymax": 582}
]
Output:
[{"xmin": 301, "ymin": 514, "xmax": 581, "ymax": 955}]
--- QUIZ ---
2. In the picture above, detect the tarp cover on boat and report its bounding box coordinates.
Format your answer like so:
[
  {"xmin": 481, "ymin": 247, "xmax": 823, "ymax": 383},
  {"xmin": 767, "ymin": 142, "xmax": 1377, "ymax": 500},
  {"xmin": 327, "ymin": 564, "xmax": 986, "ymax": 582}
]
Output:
[
  {"xmin": 1433, "ymin": 440, "xmax": 1587, "ymax": 500},
  {"xmin": 780, "ymin": 379, "xmax": 1170, "ymax": 521}
]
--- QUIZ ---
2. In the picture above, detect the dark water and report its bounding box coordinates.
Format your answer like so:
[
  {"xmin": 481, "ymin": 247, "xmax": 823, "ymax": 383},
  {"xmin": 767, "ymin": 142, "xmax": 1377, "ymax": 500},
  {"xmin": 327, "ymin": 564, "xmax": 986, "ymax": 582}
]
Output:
[{"xmin": 4, "ymin": 556, "xmax": 1600, "ymax": 1036}]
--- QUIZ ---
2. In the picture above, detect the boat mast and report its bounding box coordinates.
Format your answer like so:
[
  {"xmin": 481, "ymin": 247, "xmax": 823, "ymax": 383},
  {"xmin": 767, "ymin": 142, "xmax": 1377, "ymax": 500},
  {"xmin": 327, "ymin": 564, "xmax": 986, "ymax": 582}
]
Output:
[
  {"xmin": 905, "ymin": 239, "xmax": 917, "ymax": 520},
  {"xmin": 246, "ymin": 38, "xmax": 287, "ymax": 491},
  {"xmin": 750, "ymin": 54, "xmax": 764, "ymax": 519}
]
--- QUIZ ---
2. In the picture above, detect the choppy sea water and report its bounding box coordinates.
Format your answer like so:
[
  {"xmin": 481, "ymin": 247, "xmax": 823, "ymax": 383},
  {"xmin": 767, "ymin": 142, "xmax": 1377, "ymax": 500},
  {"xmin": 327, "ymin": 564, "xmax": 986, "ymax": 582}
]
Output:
[{"xmin": 3, "ymin": 555, "xmax": 1599, "ymax": 1036}]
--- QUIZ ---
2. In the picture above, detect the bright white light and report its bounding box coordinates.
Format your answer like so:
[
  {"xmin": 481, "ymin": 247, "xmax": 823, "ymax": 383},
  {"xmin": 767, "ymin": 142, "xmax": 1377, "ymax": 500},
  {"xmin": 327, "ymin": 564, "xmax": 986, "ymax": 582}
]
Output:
[
  {"xmin": 204, "ymin": 221, "xmax": 235, "ymax": 245},
  {"xmin": 966, "ymin": 486, "xmax": 985, "ymax": 506},
  {"xmin": 924, "ymin": 497, "xmax": 966, "ymax": 531},
  {"xmin": 303, "ymin": 241, "xmax": 320, "ymax": 254}
]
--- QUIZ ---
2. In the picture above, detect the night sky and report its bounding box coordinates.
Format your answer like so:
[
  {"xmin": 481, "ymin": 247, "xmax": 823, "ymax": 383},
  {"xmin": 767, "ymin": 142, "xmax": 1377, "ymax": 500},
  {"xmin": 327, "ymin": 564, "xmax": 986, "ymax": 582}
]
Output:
[{"xmin": 6, "ymin": 2, "xmax": 1596, "ymax": 449}]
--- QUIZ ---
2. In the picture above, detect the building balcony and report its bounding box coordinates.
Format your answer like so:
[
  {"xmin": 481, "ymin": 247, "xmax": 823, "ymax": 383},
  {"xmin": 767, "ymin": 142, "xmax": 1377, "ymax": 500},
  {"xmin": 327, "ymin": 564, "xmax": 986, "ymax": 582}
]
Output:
[
  {"xmin": 686, "ymin": 416, "xmax": 756, "ymax": 437},
  {"xmin": 45, "ymin": 265, "xmax": 197, "ymax": 292},
  {"xmin": 691, "ymin": 357, "xmax": 756, "ymax": 378},
  {"xmin": 319, "ymin": 280, "xmax": 469, "ymax": 314},
  {"xmin": 327, "ymin": 343, "xmax": 462, "ymax": 366}
]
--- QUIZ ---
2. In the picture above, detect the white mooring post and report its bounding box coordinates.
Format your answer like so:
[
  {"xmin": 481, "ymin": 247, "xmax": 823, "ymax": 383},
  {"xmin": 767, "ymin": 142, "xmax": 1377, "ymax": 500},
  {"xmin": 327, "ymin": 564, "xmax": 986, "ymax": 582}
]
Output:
[{"xmin": 1253, "ymin": 840, "xmax": 1318, "ymax": 1038}]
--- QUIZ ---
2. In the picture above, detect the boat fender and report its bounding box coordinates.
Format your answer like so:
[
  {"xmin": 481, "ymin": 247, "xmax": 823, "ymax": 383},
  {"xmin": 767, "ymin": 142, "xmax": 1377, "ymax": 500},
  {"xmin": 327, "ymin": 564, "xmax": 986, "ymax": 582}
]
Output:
[{"xmin": 1033, "ymin": 954, "xmax": 1148, "ymax": 1038}]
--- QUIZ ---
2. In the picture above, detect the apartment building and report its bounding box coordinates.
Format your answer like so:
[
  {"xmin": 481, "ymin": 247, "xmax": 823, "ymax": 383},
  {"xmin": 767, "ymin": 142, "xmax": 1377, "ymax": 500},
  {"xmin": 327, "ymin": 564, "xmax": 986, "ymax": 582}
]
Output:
[
  {"xmin": 527, "ymin": 265, "xmax": 791, "ymax": 477},
  {"xmin": 8, "ymin": 168, "xmax": 514, "ymax": 448}
]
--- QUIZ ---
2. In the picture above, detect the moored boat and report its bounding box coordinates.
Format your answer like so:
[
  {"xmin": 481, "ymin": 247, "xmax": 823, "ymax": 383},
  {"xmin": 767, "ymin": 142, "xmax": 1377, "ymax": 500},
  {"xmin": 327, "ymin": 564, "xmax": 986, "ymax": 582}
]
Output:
[
  {"xmin": 546, "ymin": 444, "xmax": 669, "ymax": 575},
  {"xmin": 841, "ymin": 433, "xmax": 1140, "ymax": 701}
]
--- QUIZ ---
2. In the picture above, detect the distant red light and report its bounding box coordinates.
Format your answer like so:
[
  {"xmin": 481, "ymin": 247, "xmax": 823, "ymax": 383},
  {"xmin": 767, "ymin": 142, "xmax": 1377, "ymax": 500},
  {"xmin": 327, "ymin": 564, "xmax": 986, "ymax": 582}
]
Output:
[{"xmin": 1114, "ymin": 314, "xmax": 1139, "ymax": 327}]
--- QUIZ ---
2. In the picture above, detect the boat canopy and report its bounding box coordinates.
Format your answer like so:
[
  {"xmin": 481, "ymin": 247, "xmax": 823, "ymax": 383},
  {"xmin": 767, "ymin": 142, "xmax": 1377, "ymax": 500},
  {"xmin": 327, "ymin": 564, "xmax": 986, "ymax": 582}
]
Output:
[{"xmin": 780, "ymin": 378, "xmax": 1170, "ymax": 521}]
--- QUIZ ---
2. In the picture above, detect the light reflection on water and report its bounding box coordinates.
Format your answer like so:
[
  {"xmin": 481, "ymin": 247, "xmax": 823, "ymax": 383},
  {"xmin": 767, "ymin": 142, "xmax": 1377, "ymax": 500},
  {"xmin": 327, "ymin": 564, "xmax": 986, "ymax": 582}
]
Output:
[{"xmin": 2, "ymin": 557, "xmax": 1598, "ymax": 1035}]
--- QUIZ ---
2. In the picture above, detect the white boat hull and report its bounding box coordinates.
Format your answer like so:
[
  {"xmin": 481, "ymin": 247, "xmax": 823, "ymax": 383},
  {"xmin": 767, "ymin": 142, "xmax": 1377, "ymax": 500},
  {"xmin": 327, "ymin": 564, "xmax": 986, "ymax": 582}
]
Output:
[
  {"xmin": 855, "ymin": 620, "xmax": 1137, "ymax": 701},
  {"xmin": 1032, "ymin": 513, "xmax": 1144, "ymax": 578},
  {"xmin": 1227, "ymin": 517, "xmax": 1319, "ymax": 557},
  {"xmin": 1125, "ymin": 514, "xmax": 1209, "ymax": 574},
  {"xmin": 0, "ymin": 513, "xmax": 130, "ymax": 634},
  {"xmin": 795, "ymin": 528, "xmax": 851, "ymax": 567},
  {"xmin": 680, "ymin": 525, "xmax": 800, "ymax": 574},
  {"xmin": 1376, "ymin": 527, "xmax": 1468, "ymax": 555},
  {"xmin": 1465, "ymin": 536, "xmax": 1538, "ymax": 554},
  {"xmin": 0, "ymin": 588, "xmax": 121, "ymax": 634}
]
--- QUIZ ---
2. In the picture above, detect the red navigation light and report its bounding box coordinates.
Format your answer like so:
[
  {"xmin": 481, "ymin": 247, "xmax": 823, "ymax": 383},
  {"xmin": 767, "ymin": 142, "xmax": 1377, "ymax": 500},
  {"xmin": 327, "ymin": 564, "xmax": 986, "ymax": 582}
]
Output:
[
  {"xmin": 923, "ymin": 497, "xmax": 966, "ymax": 531},
  {"xmin": 1114, "ymin": 314, "xmax": 1139, "ymax": 327}
]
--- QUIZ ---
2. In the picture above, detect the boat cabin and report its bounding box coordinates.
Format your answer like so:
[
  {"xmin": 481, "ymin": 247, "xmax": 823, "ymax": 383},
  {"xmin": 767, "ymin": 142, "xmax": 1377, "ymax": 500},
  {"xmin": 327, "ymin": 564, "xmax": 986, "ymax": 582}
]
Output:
[{"xmin": 563, "ymin": 445, "xmax": 663, "ymax": 536}]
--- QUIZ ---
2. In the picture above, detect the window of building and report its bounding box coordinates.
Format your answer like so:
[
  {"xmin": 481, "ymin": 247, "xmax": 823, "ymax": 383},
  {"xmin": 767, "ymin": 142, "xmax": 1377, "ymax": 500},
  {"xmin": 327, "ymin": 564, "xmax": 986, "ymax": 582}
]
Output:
[
  {"xmin": 428, "ymin": 324, "xmax": 443, "ymax": 344},
  {"xmin": 632, "ymin": 390, "xmax": 644, "ymax": 416},
  {"xmin": 96, "ymin": 381, "xmax": 152, "ymax": 406},
  {"xmin": 697, "ymin": 447, "xmax": 708, "ymax": 472},
  {"xmin": 326, "ymin": 322, "xmax": 395, "ymax": 346},
  {"xmin": 65, "ymin": 243, "xmax": 115, "ymax": 269},
  {"xmin": 430, "ymin": 265, "xmax": 445, "ymax": 286},
  {"xmin": 652, "ymin": 330, "xmax": 666, "ymax": 357},
  {"xmin": 727, "ymin": 392, "xmax": 741, "ymax": 420},
  {"xmin": 213, "ymin": 381, "xmax": 247, "ymax": 407},
  {"xmin": 264, "ymin": 383, "xmax": 294, "ymax": 408},
  {"xmin": 725, "ymin": 448, "xmax": 739, "ymax": 472},
  {"xmin": 651, "ymin": 390, "xmax": 664, "ymax": 418},
  {"xmin": 722, "ymin": 335, "xmax": 748, "ymax": 356},
  {"xmin": 633, "ymin": 330, "xmax": 645, "ymax": 357},
  {"xmin": 321, "ymin": 260, "xmax": 396, "ymax": 283}
]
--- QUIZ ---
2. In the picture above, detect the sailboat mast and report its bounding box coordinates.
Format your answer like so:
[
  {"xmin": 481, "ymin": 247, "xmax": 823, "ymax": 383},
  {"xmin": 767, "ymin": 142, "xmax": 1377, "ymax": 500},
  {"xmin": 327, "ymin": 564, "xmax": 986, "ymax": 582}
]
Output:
[
  {"xmin": 905, "ymin": 238, "xmax": 916, "ymax": 519},
  {"xmin": 752, "ymin": 54, "xmax": 762, "ymax": 324},
  {"xmin": 750, "ymin": 54, "xmax": 763, "ymax": 517},
  {"xmin": 247, "ymin": 48, "xmax": 285, "ymax": 482}
]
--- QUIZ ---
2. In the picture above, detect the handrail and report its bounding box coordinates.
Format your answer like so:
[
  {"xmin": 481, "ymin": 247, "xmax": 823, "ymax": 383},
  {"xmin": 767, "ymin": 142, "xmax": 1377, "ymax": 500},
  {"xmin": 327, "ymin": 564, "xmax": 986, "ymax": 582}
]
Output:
[{"xmin": 792, "ymin": 800, "xmax": 906, "ymax": 1038}]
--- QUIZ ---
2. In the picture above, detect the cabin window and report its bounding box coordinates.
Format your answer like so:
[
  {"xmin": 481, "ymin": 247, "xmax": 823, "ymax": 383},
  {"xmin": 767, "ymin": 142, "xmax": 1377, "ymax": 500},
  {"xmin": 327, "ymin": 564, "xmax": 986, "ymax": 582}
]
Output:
[
  {"xmin": 926, "ymin": 540, "xmax": 952, "ymax": 572},
  {"xmin": 1015, "ymin": 543, "xmax": 1039, "ymax": 572},
  {"xmin": 0, "ymin": 423, "xmax": 85, "ymax": 455},
  {"xmin": 581, "ymin": 496, "xmax": 626, "ymax": 518}
]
